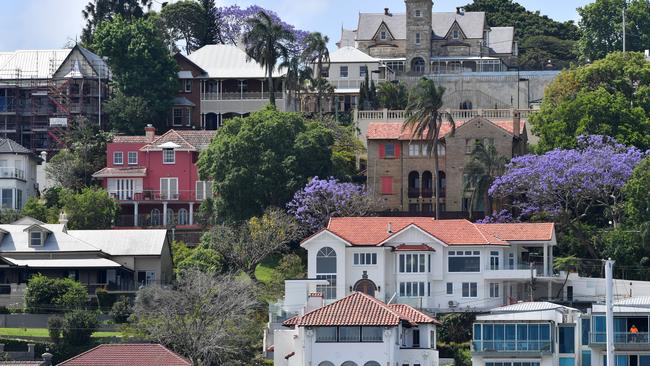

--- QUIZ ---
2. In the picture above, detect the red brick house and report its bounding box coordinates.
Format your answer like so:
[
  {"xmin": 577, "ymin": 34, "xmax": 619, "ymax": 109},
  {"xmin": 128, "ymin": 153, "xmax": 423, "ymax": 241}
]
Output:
[{"xmin": 93, "ymin": 125, "xmax": 215, "ymax": 233}]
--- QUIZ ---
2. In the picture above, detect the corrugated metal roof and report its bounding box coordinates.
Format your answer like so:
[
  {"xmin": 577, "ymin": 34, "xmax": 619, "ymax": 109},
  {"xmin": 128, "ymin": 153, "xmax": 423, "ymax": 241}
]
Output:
[
  {"xmin": 186, "ymin": 44, "xmax": 284, "ymax": 79},
  {"xmin": 329, "ymin": 46, "xmax": 378, "ymax": 63},
  {"xmin": 490, "ymin": 301, "xmax": 573, "ymax": 313},
  {"xmin": 0, "ymin": 49, "xmax": 70, "ymax": 79},
  {"xmin": 0, "ymin": 224, "xmax": 100, "ymax": 252},
  {"xmin": 67, "ymin": 230, "xmax": 167, "ymax": 256},
  {"xmin": 2, "ymin": 257, "xmax": 122, "ymax": 268},
  {"xmin": 616, "ymin": 297, "xmax": 650, "ymax": 307}
]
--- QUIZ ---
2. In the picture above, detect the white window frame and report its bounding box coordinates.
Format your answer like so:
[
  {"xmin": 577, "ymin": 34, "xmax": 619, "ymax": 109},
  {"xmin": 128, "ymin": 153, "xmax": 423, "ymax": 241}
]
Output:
[
  {"xmin": 184, "ymin": 79, "xmax": 192, "ymax": 93},
  {"xmin": 127, "ymin": 151, "xmax": 138, "ymax": 165},
  {"xmin": 353, "ymin": 253, "xmax": 377, "ymax": 266},
  {"xmin": 340, "ymin": 66, "xmax": 349, "ymax": 78},
  {"xmin": 409, "ymin": 143, "xmax": 420, "ymax": 157},
  {"xmin": 360, "ymin": 65, "xmax": 368, "ymax": 78},
  {"xmin": 415, "ymin": 9, "xmax": 422, "ymax": 17},
  {"xmin": 462, "ymin": 282, "xmax": 478, "ymax": 298},
  {"xmin": 113, "ymin": 151, "xmax": 123, "ymax": 165},
  {"xmin": 446, "ymin": 282, "xmax": 453, "ymax": 294},
  {"xmin": 29, "ymin": 231, "xmax": 43, "ymax": 247},
  {"xmin": 162, "ymin": 148, "xmax": 175, "ymax": 164},
  {"xmin": 398, "ymin": 253, "xmax": 430, "ymax": 273},
  {"xmin": 489, "ymin": 283, "xmax": 500, "ymax": 298},
  {"xmin": 160, "ymin": 177, "xmax": 179, "ymax": 200},
  {"xmin": 195, "ymin": 180, "xmax": 213, "ymax": 201},
  {"xmin": 399, "ymin": 281, "xmax": 427, "ymax": 297},
  {"xmin": 453, "ymin": 29, "xmax": 460, "ymax": 39}
]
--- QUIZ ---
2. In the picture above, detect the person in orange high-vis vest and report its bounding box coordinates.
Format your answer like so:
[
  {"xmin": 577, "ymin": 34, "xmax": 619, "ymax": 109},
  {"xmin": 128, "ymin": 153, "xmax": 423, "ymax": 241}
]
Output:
[{"xmin": 630, "ymin": 325, "xmax": 639, "ymax": 342}]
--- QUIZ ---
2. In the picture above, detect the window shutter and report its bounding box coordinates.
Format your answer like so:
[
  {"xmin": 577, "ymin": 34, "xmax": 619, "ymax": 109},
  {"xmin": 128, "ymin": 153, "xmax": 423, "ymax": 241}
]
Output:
[
  {"xmin": 395, "ymin": 143, "xmax": 401, "ymax": 158},
  {"xmin": 379, "ymin": 144, "xmax": 385, "ymax": 159},
  {"xmin": 381, "ymin": 176, "xmax": 393, "ymax": 194}
]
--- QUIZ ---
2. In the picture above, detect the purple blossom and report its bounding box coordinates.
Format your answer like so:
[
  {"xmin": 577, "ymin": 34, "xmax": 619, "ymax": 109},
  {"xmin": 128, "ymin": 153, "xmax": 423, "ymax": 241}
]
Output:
[
  {"xmin": 489, "ymin": 135, "xmax": 646, "ymax": 221},
  {"xmin": 287, "ymin": 177, "xmax": 375, "ymax": 232},
  {"xmin": 476, "ymin": 210, "xmax": 515, "ymax": 224},
  {"xmin": 217, "ymin": 5, "xmax": 309, "ymax": 55}
]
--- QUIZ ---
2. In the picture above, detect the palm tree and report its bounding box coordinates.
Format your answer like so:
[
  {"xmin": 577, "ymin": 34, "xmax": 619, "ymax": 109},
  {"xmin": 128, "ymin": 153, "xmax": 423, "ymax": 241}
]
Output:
[
  {"xmin": 243, "ymin": 11, "xmax": 295, "ymax": 107},
  {"xmin": 403, "ymin": 78, "xmax": 455, "ymax": 219},
  {"xmin": 377, "ymin": 81, "xmax": 409, "ymax": 110},
  {"xmin": 463, "ymin": 143, "xmax": 509, "ymax": 219},
  {"xmin": 281, "ymin": 56, "xmax": 312, "ymax": 111},
  {"xmin": 302, "ymin": 32, "xmax": 330, "ymax": 78},
  {"xmin": 554, "ymin": 255, "xmax": 581, "ymax": 300},
  {"xmin": 310, "ymin": 77, "xmax": 335, "ymax": 115}
]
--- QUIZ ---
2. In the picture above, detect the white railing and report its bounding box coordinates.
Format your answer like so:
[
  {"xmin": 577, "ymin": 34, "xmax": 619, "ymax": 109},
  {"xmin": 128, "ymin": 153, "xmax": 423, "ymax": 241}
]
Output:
[
  {"xmin": 355, "ymin": 108, "xmax": 535, "ymax": 121},
  {"xmin": 0, "ymin": 167, "xmax": 25, "ymax": 180},
  {"xmin": 201, "ymin": 92, "xmax": 284, "ymax": 101}
]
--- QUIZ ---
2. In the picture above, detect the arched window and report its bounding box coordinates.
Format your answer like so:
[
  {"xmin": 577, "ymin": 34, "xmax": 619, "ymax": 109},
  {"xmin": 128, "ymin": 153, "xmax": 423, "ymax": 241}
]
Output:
[
  {"xmin": 411, "ymin": 57, "xmax": 425, "ymax": 74},
  {"xmin": 364, "ymin": 362, "xmax": 381, "ymax": 366},
  {"xmin": 422, "ymin": 171, "xmax": 433, "ymax": 198},
  {"xmin": 318, "ymin": 362, "xmax": 335, "ymax": 366},
  {"xmin": 316, "ymin": 247, "xmax": 337, "ymax": 299},
  {"xmin": 342, "ymin": 362, "xmax": 358, "ymax": 366},
  {"xmin": 408, "ymin": 171, "xmax": 420, "ymax": 198},
  {"xmin": 178, "ymin": 208, "xmax": 189, "ymax": 225},
  {"xmin": 150, "ymin": 209, "xmax": 161, "ymax": 226},
  {"xmin": 438, "ymin": 170, "xmax": 446, "ymax": 198},
  {"xmin": 166, "ymin": 208, "xmax": 175, "ymax": 225}
]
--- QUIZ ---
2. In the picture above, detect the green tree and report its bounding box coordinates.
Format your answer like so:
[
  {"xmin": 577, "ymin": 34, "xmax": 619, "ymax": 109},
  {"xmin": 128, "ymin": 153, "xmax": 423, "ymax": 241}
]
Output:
[
  {"xmin": 281, "ymin": 56, "xmax": 312, "ymax": 112},
  {"xmin": 198, "ymin": 107, "xmax": 333, "ymax": 221},
  {"xmin": 302, "ymin": 32, "xmax": 330, "ymax": 78},
  {"xmin": 93, "ymin": 15, "xmax": 178, "ymax": 132},
  {"xmin": 623, "ymin": 157, "xmax": 650, "ymax": 225},
  {"xmin": 0, "ymin": 209, "xmax": 22, "ymax": 225},
  {"xmin": 464, "ymin": 0, "xmax": 580, "ymax": 70},
  {"xmin": 553, "ymin": 255, "xmax": 581, "ymax": 299},
  {"xmin": 62, "ymin": 310, "xmax": 99, "ymax": 346},
  {"xmin": 81, "ymin": 0, "xmax": 153, "ymax": 46},
  {"xmin": 110, "ymin": 296, "xmax": 133, "ymax": 324},
  {"xmin": 24, "ymin": 275, "xmax": 87, "ymax": 313},
  {"xmin": 438, "ymin": 312, "xmax": 475, "ymax": 343},
  {"xmin": 578, "ymin": 0, "xmax": 650, "ymax": 62},
  {"xmin": 175, "ymin": 245, "xmax": 222, "ymax": 274},
  {"xmin": 463, "ymin": 143, "xmax": 509, "ymax": 218},
  {"xmin": 530, "ymin": 52, "xmax": 650, "ymax": 152},
  {"xmin": 310, "ymin": 77, "xmax": 335, "ymax": 115},
  {"xmin": 377, "ymin": 81, "xmax": 409, "ymax": 110},
  {"xmin": 61, "ymin": 188, "xmax": 119, "ymax": 230},
  {"xmin": 403, "ymin": 79, "xmax": 455, "ymax": 219},
  {"xmin": 21, "ymin": 198, "xmax": 51, "ymax": 223},
  {"xmin": 48, "ymin": 317, "xmax": 64, "ymax": 344},
  {"xmin": 243, "ymin": 11, "xmax": 294, "ymax": 107},
  {"xmin": 195, "ymin": 0, "xmax": 221, "ymax": 47},
  {"xmin": 161, "ymin": 0, "xmax": 203, "ymax": 54}
]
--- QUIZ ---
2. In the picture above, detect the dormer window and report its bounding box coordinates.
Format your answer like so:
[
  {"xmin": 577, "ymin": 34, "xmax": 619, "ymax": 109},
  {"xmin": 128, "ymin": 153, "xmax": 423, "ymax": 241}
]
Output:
[
  {"xmin": 24, "ymin": 224, "xmax": 51, "ymax": 247},
  {"xmin": 453, "ymin": 29, "xmax": 460, "ymax": 39},
  {"xmin": 30, "ymin": 231, "xmax": 42, "ymax": 246},
  {"xmin": 380, "ymin": 31, "xmax": 387, "ymax": 40},
  {"xmin": 163, "ymin": 148, "xmax": 175, "ymax": 164}
]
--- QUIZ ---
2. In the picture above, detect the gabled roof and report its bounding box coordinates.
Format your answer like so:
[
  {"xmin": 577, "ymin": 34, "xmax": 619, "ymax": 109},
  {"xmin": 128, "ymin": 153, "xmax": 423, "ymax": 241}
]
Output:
[
  {"xmin": 0, "ymin": 224, "xmax": 100, "ymax": 253},
  {"xmin": 0, "ymin": 49, "xmax": 71, "ymax": 80},
  {"xmin": 357, "ymin": 13, "xmax": 406, "ymax": 40},
  {"xmin": 477, "ymin": 223, "xmax": 555, "ymax": 242},
  {"xmin": 92, "ymin": 167, "xmax": 147, "ymax": 178},
  {"xmin": 140, "ymin": 130, "xmax": 216, "ymax": 152},
  {"xmin": 366, "ymin": 118, "xmax": 526, "ymax": 140},
  {"xmin": 284, "ymin": 292, "xmax": 438, "ymax": 327},
  {"xmin": 337, "ymin": 28, "xmax": 358, "ymax": 48},
  {"xmin": 58, "ymin": 343, "xmax": 191, "ymax": 366},
  {"xmin": 186, "ymin": 44, "xmax": 284, "ymax": 79},
  {"xmin": 67, "ymin": 229, "xmax": 168, "ymax": 256},
  {"xmin": 0, "ymin": 139, "xmax": 33, "ymax": 155},
  {"xmin": 329, "ymin": 47, "xmax": 378, "ymax": 63}
]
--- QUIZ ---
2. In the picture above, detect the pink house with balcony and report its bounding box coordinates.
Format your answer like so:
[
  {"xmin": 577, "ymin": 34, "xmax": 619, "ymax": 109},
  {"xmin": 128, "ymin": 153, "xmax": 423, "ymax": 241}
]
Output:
[{"xmin": 93, "ymin": 125, "xmax": 215, "ymax": 230}]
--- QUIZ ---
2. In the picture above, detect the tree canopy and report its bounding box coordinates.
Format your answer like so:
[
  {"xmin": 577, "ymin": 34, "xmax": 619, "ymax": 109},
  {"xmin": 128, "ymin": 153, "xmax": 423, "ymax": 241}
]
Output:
[
  {"xmin": 81, "ymin": 0, "xmax": 152, "ymax": 46},
  {"xmin": 197, "ymin": 107, "xmax": 334, "ymax": 221},
  {"xmin": 530, "ymin": 52, "xmax": 650, "ymax": 152}
]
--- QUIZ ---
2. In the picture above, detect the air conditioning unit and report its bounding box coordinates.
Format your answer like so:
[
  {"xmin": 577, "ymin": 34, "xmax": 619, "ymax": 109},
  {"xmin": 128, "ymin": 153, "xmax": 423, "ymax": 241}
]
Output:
[{"xmin": 448, "ymin": 300, "xmax": 458, "ymax": 308}]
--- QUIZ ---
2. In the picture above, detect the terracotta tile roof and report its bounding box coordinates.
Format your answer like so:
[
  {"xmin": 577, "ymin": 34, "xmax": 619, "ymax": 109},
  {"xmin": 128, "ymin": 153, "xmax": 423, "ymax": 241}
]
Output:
[
  {"xmin": 285, "ymin": 292, "xmax": 437, "ymax": 327},
  {"xmin": 394, "ymin": 244, "xmax": 436, "ymax": 251},
  {"xmin": 366, "ymin": 119, "xmax": 526, "ymax": 140},
  {"xmin": 112, "ymin": 135, "xmax": 151, "ymax": 144},
  {"xmin": 58, "ymin": 344, "xmax": 191, "ymax": 366},
  {"xmin": 141, "ymin": 130, "xmax": 216, "ymax": 151},
  {"xmin": 92, "ymin": 167, "xmax": 147, "ymax": 178},
  {"xmin": 477, "ymin": 223, "xmax": 555, "ymax": 241},
  {"xmin": 322, "ymin": 217, "xmax": 512, "ymax": 246}
]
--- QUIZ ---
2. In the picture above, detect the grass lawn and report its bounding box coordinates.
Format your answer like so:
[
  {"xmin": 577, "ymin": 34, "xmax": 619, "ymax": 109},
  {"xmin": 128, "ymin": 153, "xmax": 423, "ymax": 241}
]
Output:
[
  {"xmin": 0, "ymin": 328, "xmax": 121, "ymax": 338},
  {"xmin": 255, "ymin": 255, "xmax": 281, "ymax": 284}
]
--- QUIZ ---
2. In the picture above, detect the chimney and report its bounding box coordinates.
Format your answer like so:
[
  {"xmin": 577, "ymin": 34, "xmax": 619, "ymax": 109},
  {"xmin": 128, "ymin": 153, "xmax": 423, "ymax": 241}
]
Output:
[
  {"xmin": 384, "ymin": 7, "xmax": 390, "ymax": 16},
  {"xmin": 42, "ymin": 352, "xmax": 54, "ymax": 366},
  {"xmin": 456, "ymin": 7, "xmax": 465, "ymax": 15},
  {"xmin": 27, "ymin": 343, "xmax": 35, "ymax": 358},
  {"xmin": 145, "ymin": 124, "xmax": 156, "ymax": 142},
  {"xmin": 58, "ymin": 211, "xmax": 68, "ymax": 226},
  {"xmin": 40, "ymin": 151, "xmax": 47, "ymax": 163},
  {"xmin": 513, "ymin": 110, "xmax": 521, "ymax": 138},
  {"xmin": 387, "ymin": 222, "xmax": 393, "ymax": 234},
  {"xmin": 305, "ymin": 292, "xmax": 324, "ymax": 313}
]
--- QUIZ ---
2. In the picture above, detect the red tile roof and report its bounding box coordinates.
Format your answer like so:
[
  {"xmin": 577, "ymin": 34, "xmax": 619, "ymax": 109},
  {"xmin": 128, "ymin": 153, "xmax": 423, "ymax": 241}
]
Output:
[
  {"xmin": 476, "ymin": 223, "xmax": 555, "ymax": 241},
  {"xmin": 285, "ymin": 292, "xmax": 438, "ymax": 327},
  {"xmin": 367, "ymin": 118, "xmax": 526, "ymax": 140},
  {"xmin": 323, "ymin": 217, "xmax": 510, "ymax": 246},
  {"xmin": 394, "ymin": 244, "xmax": 436, "ymax": 251},
  {"xmin": 141, "ymin": 130, "xmax": 216, "ymax": 151},
  {"xmin": 112, "ymin": 135, "xmax": 150, "ymax": 144},
  {"xmin": 57, "ymin": 344, "xmax": 191, "ymax": 366}
]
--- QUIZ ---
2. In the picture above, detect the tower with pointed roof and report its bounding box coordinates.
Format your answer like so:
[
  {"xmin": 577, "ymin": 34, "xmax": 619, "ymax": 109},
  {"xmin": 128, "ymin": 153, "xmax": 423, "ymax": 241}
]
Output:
[{"xmin": 405, "ymin": 0, "xmax": 433, "ymax": 74}]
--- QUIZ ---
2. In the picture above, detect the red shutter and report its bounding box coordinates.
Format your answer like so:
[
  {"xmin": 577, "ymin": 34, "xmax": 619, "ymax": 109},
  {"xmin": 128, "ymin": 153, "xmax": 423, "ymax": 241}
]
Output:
[
  {"xmin": 381, "ymin": 176, "xmax": 393, "ymax": 195},
  {"xmin": 394, "ymin": 143, "xmax": 401, "ymax": 158},
  {"xmin": 379, "ymin": 144, "xmax": 386, "ymax": 159}
]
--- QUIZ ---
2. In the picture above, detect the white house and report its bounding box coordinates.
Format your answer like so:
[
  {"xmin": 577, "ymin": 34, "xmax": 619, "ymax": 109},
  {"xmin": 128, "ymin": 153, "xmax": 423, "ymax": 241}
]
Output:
[
  {"xmin": 471, "ymin": 302, "xmax": 583, "ymax": 366},
  {"xmin": 297, "ymin": 217, "xmax": 558, "ymax": 312},
  {"xmin": 273, "ymin": 291, "xmax": 440, "ymax": 366},
  {"xmin": 0, "ymin": 139, "xmax": 40, "ymax": 210}
]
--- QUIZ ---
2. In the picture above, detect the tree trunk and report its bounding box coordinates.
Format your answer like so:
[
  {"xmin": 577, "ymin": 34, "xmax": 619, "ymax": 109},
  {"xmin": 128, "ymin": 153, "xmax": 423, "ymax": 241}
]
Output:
[
  {"xmin": 433, "ymin": 120, "xmax": 441, "ymax": 220},
  {"xmin": 555, "ymin": 272, "xmax": 570, "ymax": 300},
  {"xmin": 268, "ymin": 66, "xmax": 276, "ymax": 107},
  {"xmin": 483, "ymin": 189, "xmax": 491, "ymax": 218}
]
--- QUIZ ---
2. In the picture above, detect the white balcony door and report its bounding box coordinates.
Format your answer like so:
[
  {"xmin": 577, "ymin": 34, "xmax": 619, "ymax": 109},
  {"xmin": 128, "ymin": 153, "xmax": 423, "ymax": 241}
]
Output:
[
  {"xmin": 160, "ymin": 177, "xmax": 178, "ymax": 200},
  {"xmin": 108, "ymin": 178, "xmax": 142, "ymax": 200}
]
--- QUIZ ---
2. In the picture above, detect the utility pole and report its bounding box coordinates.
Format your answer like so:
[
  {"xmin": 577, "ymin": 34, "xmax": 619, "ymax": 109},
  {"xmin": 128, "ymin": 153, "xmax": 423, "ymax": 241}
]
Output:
[{"xmin": 605, "ymin": 259, "xmax": 615, "ymax": 366}]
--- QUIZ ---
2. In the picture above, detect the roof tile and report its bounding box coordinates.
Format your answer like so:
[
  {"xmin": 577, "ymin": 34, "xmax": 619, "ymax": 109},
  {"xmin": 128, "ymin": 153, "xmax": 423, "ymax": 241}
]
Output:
[{"xmin": 58, "ymin": 344, "xmax": 191, "ymax": 366}]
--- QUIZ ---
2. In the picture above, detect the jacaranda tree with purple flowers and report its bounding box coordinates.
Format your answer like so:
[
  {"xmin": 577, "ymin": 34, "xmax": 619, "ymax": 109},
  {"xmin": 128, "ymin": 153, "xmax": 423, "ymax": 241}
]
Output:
[
  {"xmin": 489, "ymin": 135, "xmax": 646, "ymax": 225},
  {"xmin": 287, "ymin": 177, "xmax": 376, "ymax": 233}
]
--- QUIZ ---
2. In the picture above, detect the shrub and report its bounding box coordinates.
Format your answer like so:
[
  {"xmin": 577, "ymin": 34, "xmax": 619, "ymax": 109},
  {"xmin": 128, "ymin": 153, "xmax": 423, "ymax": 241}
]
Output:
[
  {"xmin": 62, "ymin": 310, "xmax": 98, "ymax": 346},
  {"xmin": 95, "ymin": 288, "xmax": 117, "ymax": 311},
  {"xmin": 110, "ymin": 296, "xmax": 132, "ymax": 324},
  {"xmin": 24, "ymin": 274, "xmax": 87, "ymax": 313},
  {"xmin": 0, "ymin": 306, "xmax": 10, "ymax": 314},
  {"xmin": 48, "ymin": 317, "xmax": 64, "ymax": 344}
]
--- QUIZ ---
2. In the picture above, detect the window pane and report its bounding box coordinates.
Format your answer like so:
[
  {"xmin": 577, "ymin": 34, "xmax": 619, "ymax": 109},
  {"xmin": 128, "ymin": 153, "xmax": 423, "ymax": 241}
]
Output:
[
  {"xmin": 316, "ymin": 327, "xmax": 337, "ymax": 342},
  {"xmin": 582, "ymin": 318, "xmax": 590, "ymax": 345},
  {"xmin": 362, "ymin": 327, "xmax": 383, "ymax": 342},
  {"xmin": 400, "ymin": 255, "xmax": 405, "ymax": 272},
  {"xmin": 419, "ymin": 254, "xmax": 425, "ymax": 272},
  {"xmin": 559, "ymin": 326, "xmax": 575, "ymax": 353},
  {"xmin": 339, "ymin": 327, "xmax": 360, "ymax": 342},
  {"xmin": 448, "ymin": 257, "xmax": 480, "ymax": 272},
  {"xmin": 583, "ymin": 351, "xmax": 592, "ymax": 366},
  {"xmin": 471, "ymin": 283, "xmax": 477, "ymax": 297}
]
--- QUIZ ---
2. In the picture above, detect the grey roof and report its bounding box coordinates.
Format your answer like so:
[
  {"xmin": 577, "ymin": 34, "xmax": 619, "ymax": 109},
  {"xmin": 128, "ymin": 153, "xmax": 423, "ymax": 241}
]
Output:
[
  {"xmin": 489, "ymin": 27, "xmax": 515, "ymax": 54},
  {"xmin": 0, "ymin": 46, "xmax": 108, "ymax": 80},
  {"xmin": 0, "ymin": 224, "xmax": 100, "ymax": 253},
  {"xmin": 173, "ymin": 96, "xmax": 196, "ymax": 107},
  {"xmin": 338, "ymin": 28, "xmax": 358, "ymax": 48},
  {"xmin": 186, "ymin": 44, "xmax": 284, "ymax": 79},
  {"xmin": 178, "ymin": 70, "xmax": 193, "ymax": 79},
  {"xmin": 329, "ymin": 47, "xmax": 378, "ymax": 63},
  {"xmin": 67, "ymin": 230, "xmax": 168, "ymax": 256},
  {"xmin": 356, "ymin": 11, "xmax": 486, "ymax": 41},
  {"xmin": 616, "ymin": 296, "xmax": 650, "ymax": 307},
  {"xmin": 0, "ymin": 139, "xmax": 33, "ymax": 155},
  {"xmin": 3, "ymin": 257, "xmax": 122, "ymax": 268},
  {"xmin": 490, "ymin": 301, "xmax": 577, "ymax": 313}
]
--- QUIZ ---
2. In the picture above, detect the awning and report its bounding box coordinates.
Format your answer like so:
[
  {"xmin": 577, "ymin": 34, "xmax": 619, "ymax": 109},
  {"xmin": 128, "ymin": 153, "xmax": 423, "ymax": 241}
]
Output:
[
  {"xmin": 173, "ymin": 96, "xmax": 196, "ymax": 107},
  {"xmin": 92, "ymin": 167, "xmax": 147, "ymax": 178},
  {"xmin": 2, "ymin": 257, "xmax": 123, "ymax": 268},
  {"xmin": 178, "ymin": 70, "xmax": 193, "ymax": 79}
]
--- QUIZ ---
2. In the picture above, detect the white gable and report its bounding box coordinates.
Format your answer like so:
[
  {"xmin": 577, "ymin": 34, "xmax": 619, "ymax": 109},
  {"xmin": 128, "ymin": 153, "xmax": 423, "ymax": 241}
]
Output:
[{"xmin": 381, "ymin": 225, "xmax": 445, "ymax": 249}]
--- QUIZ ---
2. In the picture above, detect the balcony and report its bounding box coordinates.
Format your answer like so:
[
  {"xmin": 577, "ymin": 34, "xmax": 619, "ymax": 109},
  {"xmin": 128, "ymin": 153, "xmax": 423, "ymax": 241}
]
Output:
[
  {"xmin": 483, "ymin": 263, "xmax": 541, "ymax": 280},
  {"xmin": 115, "ymin": 213, "xmax": 199, "ymax": 229},
  {"xmin": 201, "ymin": 91, "xmax": 285, "ymax": 101},
  {"xmin": 109, "ymin": 189, "xmax": 210, "ymax": 202},
  {"xmin": 591, "ymin": 332, "xmax": 650, "ymax": 350},
  {"xmin": 0, "ymin": 167, "xmax": 25, "ymax": 180},
  {"xmin": 472, "ymin": 340, "xmax": 553, "ymax": 354}
]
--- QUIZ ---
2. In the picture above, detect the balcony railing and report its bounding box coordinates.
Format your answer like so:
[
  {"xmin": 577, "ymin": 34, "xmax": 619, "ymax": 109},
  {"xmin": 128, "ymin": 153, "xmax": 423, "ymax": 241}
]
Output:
[
  {"xmin": 109, "ymin": 189, "xmax": 211, "ymax": 202},
  {"xmin": 115, "ymin": 213, "xmax": 198, "ymax": 228},
  {"xmin": 201, "ymin": 91, "xmax": 285, "ymax": 101},
  {"xmin": 0, "ymin": 167, "xmax": 25, "ymax": 180},
  {"xmin": 356, "ymin": 108, "xmax": 534, "ymax": 122},
  {"xmin": 591, "ymin": 332, "xmax": 650, "ymax": 344},
  {"xmin": 472, "ymin": 340, "xmax": 553, "ymax": 353},
  {"xmin": 486, "ymin": 263, "xmax": 541, "ymax": 271}
]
